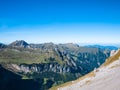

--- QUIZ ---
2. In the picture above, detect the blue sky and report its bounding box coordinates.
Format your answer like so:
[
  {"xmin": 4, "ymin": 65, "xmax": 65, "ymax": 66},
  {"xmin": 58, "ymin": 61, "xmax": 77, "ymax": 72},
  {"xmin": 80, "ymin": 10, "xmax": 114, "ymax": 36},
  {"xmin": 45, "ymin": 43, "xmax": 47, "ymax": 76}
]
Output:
[{"xmin": 0, "ymin": 0, "xmax": 120, "ymax": 44}]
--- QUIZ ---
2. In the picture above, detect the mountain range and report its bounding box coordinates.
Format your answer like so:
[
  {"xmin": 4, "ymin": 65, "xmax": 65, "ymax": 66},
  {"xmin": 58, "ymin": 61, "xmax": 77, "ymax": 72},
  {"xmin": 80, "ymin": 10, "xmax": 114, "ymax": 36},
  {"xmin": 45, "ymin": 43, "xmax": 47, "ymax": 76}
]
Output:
[{"xmin": 0, "ymin": 40, "xmax": 118, "ymax": 90}]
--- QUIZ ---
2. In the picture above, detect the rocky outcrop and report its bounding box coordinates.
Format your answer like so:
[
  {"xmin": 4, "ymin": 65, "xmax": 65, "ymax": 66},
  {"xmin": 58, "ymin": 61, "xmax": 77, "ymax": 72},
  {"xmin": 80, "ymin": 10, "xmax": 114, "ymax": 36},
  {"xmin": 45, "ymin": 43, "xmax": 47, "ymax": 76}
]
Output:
[
  {"xmin": 6, "ymin": 63, "xmax": 70, "ymax": 73},
  {"xmin": 9, "ymin": 40, "xmax": 29, "ymax": 48}
]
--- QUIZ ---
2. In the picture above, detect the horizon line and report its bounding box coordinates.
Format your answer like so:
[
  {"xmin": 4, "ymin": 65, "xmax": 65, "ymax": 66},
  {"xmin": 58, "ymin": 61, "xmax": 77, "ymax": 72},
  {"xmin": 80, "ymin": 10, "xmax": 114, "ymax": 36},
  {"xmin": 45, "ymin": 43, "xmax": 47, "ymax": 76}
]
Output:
[{"xmin": 1, "ymin": 40, "xmax": 120, "ymax": 47}]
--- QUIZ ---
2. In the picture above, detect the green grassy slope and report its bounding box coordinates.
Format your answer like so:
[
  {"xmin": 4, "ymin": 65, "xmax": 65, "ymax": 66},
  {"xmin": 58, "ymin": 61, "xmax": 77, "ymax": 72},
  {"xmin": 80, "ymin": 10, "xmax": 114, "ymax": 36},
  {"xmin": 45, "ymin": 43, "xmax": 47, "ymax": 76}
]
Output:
[{"xmin": 0, "ymin": 48, "xmax": 62, "ymax": 64}]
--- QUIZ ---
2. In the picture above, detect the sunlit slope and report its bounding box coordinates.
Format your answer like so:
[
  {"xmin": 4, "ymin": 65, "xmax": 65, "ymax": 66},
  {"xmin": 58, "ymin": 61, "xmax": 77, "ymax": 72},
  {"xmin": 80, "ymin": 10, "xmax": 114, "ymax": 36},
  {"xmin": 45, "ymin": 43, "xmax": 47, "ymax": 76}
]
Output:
[{"xmin": 103, "ymin": 49, "xmax": 120, "ymax": 66}]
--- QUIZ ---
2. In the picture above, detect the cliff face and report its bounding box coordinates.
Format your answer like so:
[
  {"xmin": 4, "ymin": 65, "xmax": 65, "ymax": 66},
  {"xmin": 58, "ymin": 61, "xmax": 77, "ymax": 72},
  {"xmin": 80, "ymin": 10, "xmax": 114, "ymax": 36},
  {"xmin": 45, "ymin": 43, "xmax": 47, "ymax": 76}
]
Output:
[
  {"xmin": 0, "ymin": 65, "xmax": 42, "ymax": 90},
  {"xmin": 2, "ymin": 44, "xmax": 110, "ymax": 75},
  {"xmin": 5, "ymin": 49, "xmax": 109, "ymax": 75}
]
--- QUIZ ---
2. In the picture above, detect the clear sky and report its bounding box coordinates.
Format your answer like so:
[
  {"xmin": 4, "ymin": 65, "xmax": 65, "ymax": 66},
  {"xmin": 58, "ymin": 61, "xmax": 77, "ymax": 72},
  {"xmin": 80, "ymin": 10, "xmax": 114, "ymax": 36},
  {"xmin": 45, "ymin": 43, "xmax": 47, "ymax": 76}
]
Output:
[{"xmin": 0, "ymin": 0, "xmax": 120, "ymax": 44}]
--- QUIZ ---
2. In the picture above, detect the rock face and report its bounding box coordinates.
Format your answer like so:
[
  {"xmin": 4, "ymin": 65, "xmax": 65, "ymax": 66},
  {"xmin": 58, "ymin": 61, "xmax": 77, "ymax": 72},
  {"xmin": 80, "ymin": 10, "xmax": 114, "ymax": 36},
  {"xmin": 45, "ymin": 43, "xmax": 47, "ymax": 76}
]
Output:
[
  {"xmin": 0, "ymin": 65, "xmax": 42, "ymax": 90},
  {"xmin": 11, "ymin": 49, "xmax": 109, "ymax": 74}
]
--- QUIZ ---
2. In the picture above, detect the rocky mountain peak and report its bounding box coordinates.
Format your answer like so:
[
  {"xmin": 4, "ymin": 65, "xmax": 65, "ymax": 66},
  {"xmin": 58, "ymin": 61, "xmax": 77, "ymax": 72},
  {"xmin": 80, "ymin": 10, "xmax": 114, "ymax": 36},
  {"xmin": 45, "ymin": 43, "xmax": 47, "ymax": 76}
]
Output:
[{"xmin": 9, "ymin": 40, "xmax": 29, "ymax": 48}]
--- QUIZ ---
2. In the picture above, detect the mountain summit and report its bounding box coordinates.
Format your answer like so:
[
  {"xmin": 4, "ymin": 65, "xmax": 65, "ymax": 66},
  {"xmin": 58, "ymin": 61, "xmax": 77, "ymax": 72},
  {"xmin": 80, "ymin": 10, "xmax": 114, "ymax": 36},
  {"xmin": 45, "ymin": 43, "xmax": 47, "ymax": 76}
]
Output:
[{"xmin": 9, "ymin": 40, "xmax": 29, "ymax": 48}]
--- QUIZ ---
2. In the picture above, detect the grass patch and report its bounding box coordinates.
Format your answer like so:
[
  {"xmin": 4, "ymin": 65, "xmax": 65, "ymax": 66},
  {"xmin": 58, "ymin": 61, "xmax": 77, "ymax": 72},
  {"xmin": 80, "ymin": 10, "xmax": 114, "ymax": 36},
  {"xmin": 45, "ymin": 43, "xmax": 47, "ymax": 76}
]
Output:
[
  {"xmin": 103, "ymin": 50, "xmax": 120, "ymax": 66},
  {"xmin": 22, "ymin": 75, "xmax": 31, "ymax": 79},
  {"xmin": 0, "ymin": 48, "xmax": 64, "ymax": 64},
  {"xmin": 110, "ymin": 64, "xmax": 120, "ymax": 69}
]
